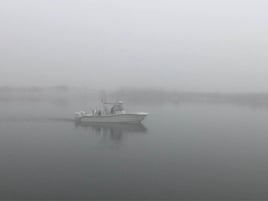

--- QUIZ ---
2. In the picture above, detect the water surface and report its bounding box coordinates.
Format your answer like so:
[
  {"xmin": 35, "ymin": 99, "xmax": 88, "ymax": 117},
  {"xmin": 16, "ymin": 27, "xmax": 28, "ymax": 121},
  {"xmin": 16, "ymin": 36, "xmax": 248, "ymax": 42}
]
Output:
[{"xmin": 0, "ymin": 101, "xmax": 268, "ymax": 199}]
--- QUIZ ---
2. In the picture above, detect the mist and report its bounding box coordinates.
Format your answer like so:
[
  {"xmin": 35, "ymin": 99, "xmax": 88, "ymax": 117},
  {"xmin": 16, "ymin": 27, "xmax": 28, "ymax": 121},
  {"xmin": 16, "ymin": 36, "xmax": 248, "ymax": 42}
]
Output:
[
  {"xmin": 1, "ymin": 0, "xmax": 268, "ymax": 92},
  {"xmin": 3, "ymin": 1, "xmax": 268, "ymax": 199}
]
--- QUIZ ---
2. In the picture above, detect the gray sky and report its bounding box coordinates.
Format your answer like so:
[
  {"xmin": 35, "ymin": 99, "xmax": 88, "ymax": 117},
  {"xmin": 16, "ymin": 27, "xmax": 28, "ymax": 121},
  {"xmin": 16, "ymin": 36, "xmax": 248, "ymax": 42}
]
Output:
[{"xmin": 1, "ymin": 0, "xmax": 268, "ymax": 92}]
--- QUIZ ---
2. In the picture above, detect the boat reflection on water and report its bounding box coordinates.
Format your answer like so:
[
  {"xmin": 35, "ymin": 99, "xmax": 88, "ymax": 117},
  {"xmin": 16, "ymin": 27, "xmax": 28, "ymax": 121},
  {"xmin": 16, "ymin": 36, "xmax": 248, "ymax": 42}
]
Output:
[{"xmin": 75, "ymin": 122, "xmax": 147, "ymax": 147}]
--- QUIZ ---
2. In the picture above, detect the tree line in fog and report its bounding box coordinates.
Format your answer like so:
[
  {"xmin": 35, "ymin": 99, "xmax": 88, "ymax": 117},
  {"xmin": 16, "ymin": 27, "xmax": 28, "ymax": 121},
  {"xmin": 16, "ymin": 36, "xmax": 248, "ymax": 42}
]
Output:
[{"xmin": 0, "ymin": 86, "xmax": 268, "ymax": 108}]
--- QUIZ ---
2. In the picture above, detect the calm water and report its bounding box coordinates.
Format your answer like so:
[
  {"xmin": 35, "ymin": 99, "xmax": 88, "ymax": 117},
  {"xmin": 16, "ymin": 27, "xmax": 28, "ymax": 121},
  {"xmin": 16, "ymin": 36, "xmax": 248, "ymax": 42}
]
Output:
[{"xmin": 0, "ymin": 100, "xmax": 268, "ymax": 199}]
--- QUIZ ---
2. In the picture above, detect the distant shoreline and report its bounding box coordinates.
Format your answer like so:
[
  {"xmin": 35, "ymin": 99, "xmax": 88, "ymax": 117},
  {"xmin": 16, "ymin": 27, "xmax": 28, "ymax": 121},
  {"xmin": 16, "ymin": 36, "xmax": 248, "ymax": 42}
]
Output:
[{"xmin": 0, "ymin": 86, "xmax": 268, "ymax": 108}]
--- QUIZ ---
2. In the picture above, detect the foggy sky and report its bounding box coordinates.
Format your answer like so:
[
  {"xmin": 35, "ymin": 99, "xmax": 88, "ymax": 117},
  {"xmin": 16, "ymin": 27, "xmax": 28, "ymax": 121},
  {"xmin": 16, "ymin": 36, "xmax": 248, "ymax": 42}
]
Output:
[{"xmin": 1, "ymin": 0, "xmax": 268, "ymax": 92}]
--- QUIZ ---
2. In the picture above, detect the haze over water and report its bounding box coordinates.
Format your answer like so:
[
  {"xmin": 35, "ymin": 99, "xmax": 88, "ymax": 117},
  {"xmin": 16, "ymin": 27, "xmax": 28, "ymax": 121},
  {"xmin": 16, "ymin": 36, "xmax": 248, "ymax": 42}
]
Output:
[
  {"xmin": 1, "ymin": 0, "xmax": 268, "ymax": 199},
  {"xmin": 1, "ymin": 0, "xmax": 268, "ymax": 92},
  {"xmin": 0, "ymin": 92, "xmax": 268, "ymax": 199}
]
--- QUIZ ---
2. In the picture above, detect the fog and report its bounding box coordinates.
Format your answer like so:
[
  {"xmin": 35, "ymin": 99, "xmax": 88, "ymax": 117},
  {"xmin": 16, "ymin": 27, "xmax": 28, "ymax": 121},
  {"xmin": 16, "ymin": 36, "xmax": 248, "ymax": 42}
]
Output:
[
  {"xmin": 3, "ymin": 2, "xmax": 268, "ymax": 199},
  {"xmin": 1, "ymin": 0, "xmax": 268, "ymax": 92}
]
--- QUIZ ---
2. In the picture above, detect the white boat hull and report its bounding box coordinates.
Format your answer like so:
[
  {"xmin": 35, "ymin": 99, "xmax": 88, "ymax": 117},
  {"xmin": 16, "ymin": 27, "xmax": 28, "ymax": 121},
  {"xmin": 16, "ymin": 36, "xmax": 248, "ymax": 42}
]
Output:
[{"xmin": 76, "ymin": 113, "xmax": 148, "ymax": 124}]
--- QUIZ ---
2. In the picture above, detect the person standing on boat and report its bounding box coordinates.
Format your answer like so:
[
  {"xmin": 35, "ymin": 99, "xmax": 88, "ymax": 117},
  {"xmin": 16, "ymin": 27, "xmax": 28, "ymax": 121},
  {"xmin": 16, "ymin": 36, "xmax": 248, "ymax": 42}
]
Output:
[{"xmin": 110, "ymin": 101, "xmax": 124, "ymax": 114}]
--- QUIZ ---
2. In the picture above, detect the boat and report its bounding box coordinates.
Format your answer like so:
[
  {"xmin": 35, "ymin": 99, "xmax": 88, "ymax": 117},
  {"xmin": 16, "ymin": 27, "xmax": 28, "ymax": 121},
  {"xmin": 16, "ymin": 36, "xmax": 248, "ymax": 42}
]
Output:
[{"xmin": 74, "ymin": 100, "xmax": 148, "ymax": 124}]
